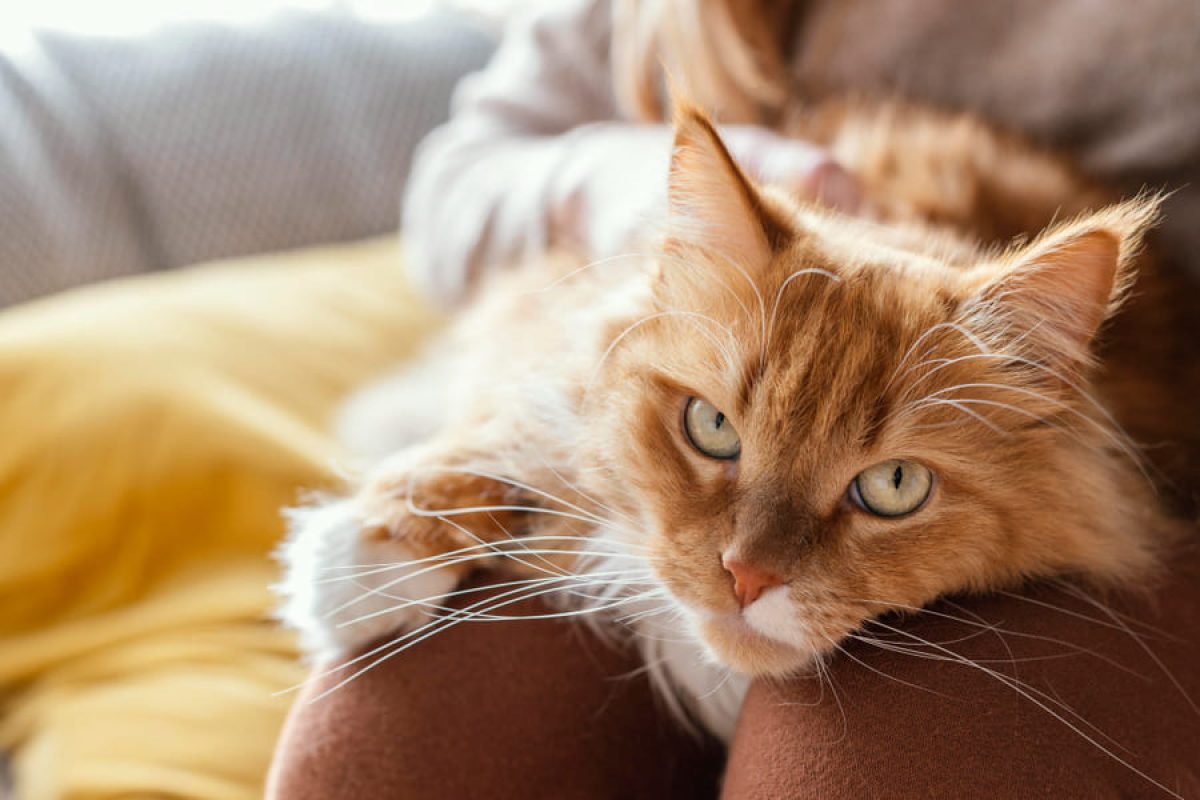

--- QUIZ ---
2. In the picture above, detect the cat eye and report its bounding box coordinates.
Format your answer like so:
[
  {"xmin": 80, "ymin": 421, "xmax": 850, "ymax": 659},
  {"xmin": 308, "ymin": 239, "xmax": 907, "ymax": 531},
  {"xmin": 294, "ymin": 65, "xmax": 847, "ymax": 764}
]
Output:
[
  {"xmin": 851, "ymin": 459, "xmax": 933, "ymax": 517},
  {"xmin": 683, "ymin": 397, "xmax": 741, "ymax": 460}
]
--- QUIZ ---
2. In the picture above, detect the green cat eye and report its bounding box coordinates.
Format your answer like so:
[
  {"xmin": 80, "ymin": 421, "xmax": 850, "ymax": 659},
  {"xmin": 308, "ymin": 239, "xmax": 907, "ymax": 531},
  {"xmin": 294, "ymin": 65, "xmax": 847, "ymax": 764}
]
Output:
[
  {"xmin": 852, "ymin": 459, "xmax": 933, "ymax": 517},
  {"xmin": 683, "ymin": 397, "xmax": 741, "ymax": 460}
]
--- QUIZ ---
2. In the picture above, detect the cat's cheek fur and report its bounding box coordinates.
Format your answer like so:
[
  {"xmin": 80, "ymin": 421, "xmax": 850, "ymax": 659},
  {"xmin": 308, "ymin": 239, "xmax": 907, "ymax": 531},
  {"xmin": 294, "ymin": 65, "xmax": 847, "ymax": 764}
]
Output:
[
  {"xmin": 276, "ymin": 500, "xmax": 459, "ymax": 662},
  {"xmin": 640, "ymin": 614, "xmax": 750, "ymax": 741}
]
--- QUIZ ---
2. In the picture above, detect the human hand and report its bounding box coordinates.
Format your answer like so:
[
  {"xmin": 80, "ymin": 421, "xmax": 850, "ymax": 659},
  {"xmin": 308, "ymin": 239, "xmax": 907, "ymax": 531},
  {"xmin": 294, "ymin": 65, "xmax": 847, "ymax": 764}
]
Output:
[
  {"xmin": 719, "ymin": 124, "xmax": 863, "ymax": 214},
  {"xmin": 548, "ymin": 123, "xmax": 864, "ymax": 261}
]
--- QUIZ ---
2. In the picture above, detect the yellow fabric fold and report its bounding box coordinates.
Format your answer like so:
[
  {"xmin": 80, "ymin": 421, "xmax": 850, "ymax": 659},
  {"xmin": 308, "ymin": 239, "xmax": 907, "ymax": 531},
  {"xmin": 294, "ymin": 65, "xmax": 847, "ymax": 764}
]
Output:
[{"xmin": 0, "ymin": 239, "xmax": 441, "ymax": 798}]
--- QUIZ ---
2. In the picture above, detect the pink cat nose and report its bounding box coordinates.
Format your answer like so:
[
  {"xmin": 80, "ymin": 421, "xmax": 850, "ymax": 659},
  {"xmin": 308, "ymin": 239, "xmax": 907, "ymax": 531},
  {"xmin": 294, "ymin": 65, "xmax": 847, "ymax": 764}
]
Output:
[{"xmin": 721, "ymin": 553, "xmax": 782, "ymax": 609}]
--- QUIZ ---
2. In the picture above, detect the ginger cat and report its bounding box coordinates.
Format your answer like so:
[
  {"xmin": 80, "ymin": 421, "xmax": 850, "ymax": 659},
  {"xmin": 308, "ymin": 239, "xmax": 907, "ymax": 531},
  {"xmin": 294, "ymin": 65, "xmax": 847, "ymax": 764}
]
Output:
[{"xmin": 280, "ymin": 98, "xmax": 1198, "ymax": 740}]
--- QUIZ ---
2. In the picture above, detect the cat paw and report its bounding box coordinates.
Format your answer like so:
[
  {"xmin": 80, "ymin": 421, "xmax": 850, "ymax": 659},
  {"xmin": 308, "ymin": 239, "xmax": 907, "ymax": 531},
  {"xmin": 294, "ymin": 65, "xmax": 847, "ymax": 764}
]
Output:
[{"xmin": 276, "ymin": 497, "xmax": 461, "ymax": 661}]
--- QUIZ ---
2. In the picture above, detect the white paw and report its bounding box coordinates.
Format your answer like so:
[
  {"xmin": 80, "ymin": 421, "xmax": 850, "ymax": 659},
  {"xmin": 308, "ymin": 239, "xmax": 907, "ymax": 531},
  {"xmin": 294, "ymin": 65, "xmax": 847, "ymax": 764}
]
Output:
[{"xmin": 276, "ymin": 498, "xmax": 459, "ymax": 662}]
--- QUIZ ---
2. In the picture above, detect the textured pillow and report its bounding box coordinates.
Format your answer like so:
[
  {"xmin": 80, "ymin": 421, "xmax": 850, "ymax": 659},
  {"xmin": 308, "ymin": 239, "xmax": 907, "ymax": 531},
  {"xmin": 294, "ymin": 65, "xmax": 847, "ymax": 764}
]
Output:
[
  {"xmin": 0, "ymin": 239, "xmax": 440, "ymax": 798},
  {"xmin": 0, "ymin": 11, "xmax": 494, "ymax": 307}
]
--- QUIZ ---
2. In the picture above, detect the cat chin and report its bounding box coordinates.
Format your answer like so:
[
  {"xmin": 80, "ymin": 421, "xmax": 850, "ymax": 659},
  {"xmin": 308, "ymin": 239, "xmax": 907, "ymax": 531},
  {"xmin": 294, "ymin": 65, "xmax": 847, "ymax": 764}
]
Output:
[
  {"xmin": 674, "ymin": 586, "xmax": 823, "ymax": 677},
  {"xmin": 692, "ymin": 609, "xmax": 818, "ymax": 677}
]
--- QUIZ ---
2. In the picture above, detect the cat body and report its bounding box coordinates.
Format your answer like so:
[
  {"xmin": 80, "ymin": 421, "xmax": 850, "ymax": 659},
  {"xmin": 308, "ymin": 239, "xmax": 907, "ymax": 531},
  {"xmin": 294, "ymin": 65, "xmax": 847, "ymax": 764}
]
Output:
[{"xmin": 280, "ymin": 98, "xmax": 1198, "ymax": 741}]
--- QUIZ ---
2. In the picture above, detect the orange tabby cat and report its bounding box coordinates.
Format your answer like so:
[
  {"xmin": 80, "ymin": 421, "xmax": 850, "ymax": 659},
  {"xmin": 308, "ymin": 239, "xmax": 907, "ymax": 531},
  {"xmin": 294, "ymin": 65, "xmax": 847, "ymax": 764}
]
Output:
[{"xmin": 280, "ymin": 98, "xmax": 1198, "ymax": 739}]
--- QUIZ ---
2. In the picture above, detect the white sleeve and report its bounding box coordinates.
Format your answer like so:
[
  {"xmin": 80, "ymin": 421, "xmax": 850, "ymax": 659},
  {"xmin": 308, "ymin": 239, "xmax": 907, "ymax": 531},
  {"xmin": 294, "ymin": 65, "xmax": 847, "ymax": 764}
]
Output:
[{"xmin": 400, "ymin": 0, "xmax": 673, "ymax": 306}]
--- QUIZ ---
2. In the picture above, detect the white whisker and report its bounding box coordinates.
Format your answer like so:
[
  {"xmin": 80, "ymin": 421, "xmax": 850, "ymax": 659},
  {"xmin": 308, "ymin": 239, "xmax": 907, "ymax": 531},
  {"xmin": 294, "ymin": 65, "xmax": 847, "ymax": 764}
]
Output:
[
  {"xmin": 766, "ymin": 268, "xmax": 841, "ymax": 352},
  {"xmin": 403, "ymin": 464, "xmax": 611, "ymax": 526},
  {"xmin": 317, "ymin": 535, "xmax": 640, "ymax": 579},
  {"xmin": 338, "ymin": 570, "xmax": 659, "ymax": 629},
  {"xmin": 521, "ymin": 252, "xmax": 650, "ymax": 294},
  {"xmin": 308, "ymin": 578, "xmax": 666, "ymax": 702},
  {"xmin": 866, "ymin": 618, "xmax": 1183, "ymax": 799},
  {"xmin": 884, "ymin": 321, "xmax": 991, "ymax": 392}
]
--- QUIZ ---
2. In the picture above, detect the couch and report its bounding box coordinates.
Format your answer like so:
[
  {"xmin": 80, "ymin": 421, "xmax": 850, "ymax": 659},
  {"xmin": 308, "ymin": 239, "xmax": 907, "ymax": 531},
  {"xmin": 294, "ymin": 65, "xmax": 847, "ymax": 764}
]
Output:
[{"xmin": 0, "ymin": 9, "xmax": 494, "ymax": 307}]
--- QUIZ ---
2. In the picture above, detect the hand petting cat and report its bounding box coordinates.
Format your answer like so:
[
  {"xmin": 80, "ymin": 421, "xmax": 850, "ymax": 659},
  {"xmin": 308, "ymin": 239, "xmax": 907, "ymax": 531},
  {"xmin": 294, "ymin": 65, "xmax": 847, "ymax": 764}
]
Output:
[{"xmin": 544, "ymin": 123, "xmax": 863, "ymax": 266}]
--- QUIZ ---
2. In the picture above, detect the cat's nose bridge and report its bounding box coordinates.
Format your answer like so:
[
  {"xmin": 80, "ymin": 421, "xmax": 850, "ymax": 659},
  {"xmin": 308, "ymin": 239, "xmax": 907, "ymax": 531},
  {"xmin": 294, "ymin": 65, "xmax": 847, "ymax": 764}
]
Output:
[
  {"xmin": 735, "ymin": 486, "xmax": 815, "ymax": 550},
  {"xmin": 722, "ymin": 489, "xmax": 812, "ymax": 606}
]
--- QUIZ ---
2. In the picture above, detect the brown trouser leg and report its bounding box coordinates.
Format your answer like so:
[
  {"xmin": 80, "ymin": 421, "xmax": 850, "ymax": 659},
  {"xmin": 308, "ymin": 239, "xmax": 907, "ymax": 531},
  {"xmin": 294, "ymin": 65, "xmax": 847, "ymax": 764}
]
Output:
[
  {"xmin": 267, "ymin": 573, "xmax": 723, "ymax": 799},
  {"xmin": 271, "ymin": 554, "xmax": 1200, "ymax": 798},
  {"xmin": 722, "ymin": 549, "xmax": 1200, "ymax": 799}
]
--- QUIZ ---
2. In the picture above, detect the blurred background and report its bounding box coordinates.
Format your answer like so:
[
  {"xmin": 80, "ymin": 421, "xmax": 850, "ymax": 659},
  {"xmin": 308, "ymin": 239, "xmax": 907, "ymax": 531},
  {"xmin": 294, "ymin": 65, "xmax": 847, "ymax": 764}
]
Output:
[
  {"xmin": 0, "ymin": 0, "xmax": 514, "ymax": 307},
  {"xmin": 0, "ymin": 3, "xmax": 515, "ymax": 798}
]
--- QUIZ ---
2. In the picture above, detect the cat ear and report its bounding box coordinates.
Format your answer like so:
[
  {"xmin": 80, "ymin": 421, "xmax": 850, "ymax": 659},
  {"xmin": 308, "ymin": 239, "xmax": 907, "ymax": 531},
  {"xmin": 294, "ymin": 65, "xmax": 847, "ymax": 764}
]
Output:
[
  {"xmin": 964, "ymin": 197, "xmax": 1160, "ymax": 359},
  {"xmin": 666, "ymin": 102, "xmax": 792, "ymax": 270}
]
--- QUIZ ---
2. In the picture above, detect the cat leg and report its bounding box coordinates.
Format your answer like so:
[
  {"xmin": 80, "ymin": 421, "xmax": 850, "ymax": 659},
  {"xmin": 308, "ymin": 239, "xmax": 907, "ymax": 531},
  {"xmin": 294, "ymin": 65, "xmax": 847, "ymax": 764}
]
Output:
[{"xmin": 280, "ymin": 442, "xmax": 583, "ymax": 661}]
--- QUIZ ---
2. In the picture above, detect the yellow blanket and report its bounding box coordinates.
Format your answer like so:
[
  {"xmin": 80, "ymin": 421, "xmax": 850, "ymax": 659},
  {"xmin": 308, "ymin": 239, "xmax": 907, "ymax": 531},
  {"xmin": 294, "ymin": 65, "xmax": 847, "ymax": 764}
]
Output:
[{"xmin": 0, "ymin": 240, "xmax": 441, "ymax": 799}]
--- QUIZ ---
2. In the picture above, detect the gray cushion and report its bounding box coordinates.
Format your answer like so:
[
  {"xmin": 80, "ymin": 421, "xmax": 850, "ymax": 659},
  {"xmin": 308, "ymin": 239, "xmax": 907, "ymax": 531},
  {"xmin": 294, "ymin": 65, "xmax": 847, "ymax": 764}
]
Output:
[{"xmin": 0, "ymin": 11, "xmax": 495, "ymax": 307}]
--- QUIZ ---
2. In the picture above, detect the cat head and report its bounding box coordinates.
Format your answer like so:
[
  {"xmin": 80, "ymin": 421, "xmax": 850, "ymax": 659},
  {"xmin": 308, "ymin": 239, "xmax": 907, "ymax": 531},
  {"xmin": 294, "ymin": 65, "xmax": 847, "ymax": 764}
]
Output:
[{"xmin": 581, "ymin": 104, "xmax": 1166, "ymax": 676}]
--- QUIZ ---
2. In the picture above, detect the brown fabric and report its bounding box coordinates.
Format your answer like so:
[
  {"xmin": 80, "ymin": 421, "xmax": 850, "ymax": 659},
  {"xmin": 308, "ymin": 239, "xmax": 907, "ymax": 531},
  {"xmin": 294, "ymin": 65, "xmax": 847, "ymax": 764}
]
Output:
[
  {"xmin": 271, "ymin": 550, "xmax": 1200, "ymax": 798},
  {"xmin": 266, "ymin": 573, "xmax": 723, "ymax": 799},
  {"xmin": 723, "ymin": 545, "xmax": 1200, "ymax": 798}
]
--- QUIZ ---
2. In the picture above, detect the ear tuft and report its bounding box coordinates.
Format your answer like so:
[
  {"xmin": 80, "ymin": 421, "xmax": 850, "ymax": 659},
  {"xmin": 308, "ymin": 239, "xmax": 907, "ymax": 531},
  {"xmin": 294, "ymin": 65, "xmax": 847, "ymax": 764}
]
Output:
[
  {"xmin": 966, "ymin": 195, "xmax": 1161, "ymax": 360},
  {"xmin": 666, "ymin": 97, "xmax": 791, "ymax": 271}
]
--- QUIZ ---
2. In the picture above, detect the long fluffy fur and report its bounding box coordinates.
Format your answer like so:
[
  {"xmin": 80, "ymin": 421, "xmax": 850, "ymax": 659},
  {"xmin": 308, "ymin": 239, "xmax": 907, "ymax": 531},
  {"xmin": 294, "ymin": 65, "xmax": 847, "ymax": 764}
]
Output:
[{"xmin": 278, "ymin": 98, "xmax": 1198, "ymax": 741}]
